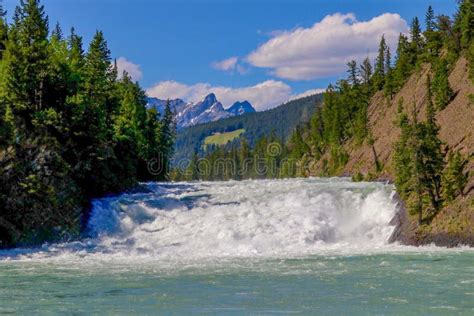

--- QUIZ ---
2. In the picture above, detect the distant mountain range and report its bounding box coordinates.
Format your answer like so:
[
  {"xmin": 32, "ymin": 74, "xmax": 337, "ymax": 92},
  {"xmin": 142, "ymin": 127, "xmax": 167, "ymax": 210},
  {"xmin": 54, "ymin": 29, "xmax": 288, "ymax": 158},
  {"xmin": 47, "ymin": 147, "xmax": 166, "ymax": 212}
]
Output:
[
  {"xmin": 174, "ymin": 94, "xmax": 323, "ymax": 163},
  {"xmin": 146, "ymin": 93, "xmax": 256, "ymax": 128}
]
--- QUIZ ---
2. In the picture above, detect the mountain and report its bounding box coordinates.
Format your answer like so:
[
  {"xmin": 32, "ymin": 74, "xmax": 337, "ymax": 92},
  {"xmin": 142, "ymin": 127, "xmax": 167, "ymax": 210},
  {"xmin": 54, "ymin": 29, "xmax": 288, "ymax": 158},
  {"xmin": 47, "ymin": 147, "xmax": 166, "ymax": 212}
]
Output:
[
  {"xmin": 174, "ymin": 93, "xmax": 323, "ymax": 163},
  {"xmin": 146, "ymin": 98, "xmax": 188, "ymax": 116},
  {"xmin": 146, "ymin": 93, "xmax": 256, "ymax": 128},
  {"xmin": 227, "ymin": 101, "xmax": 256, "ymax": 116}
]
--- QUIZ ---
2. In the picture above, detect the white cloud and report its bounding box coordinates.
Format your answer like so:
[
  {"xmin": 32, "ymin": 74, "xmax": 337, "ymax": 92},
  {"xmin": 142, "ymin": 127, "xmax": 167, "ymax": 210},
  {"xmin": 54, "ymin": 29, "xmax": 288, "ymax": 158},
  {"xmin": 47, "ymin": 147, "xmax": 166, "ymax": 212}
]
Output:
[
  {"xmin": 146, "ymin": 80, "xmax": 324, "ymax": 111},
  {"xmin": 212, "ymin": 56, "xmax": 239, "ymax": 71},
  {"xmin": 291, "ymin": 88, "xmax": 326, "ymax": 100},
  {"xmin": 247, "ymin": 13, "xmax": 408, "ymax": 80},
  {"xmin": 116, "ymin": 57, "xmax": 143, "ymax": 81},
  {"xmin": 212, "ymin": 56, "xmax": 249, "ymax": 74}
]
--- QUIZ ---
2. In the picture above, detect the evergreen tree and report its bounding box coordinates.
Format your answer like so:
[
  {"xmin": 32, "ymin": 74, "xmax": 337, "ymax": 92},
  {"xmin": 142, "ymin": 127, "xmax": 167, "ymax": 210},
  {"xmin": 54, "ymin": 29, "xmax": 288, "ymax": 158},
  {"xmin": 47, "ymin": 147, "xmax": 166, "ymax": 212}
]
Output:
[
  {"xmin": 393, "ymin": 33, "xmax": 412, "ymax": 89},
  {"xmin": 4, "ymin": 0, "xmax": 50, "ymax": 134},
  {"xmin": 410, "ymin": 17, "xmax": 424, "ymax": 57},
  {"xmin": 157, "ymin": 100, "xmax": 176, "ymax": 179},
  {"xmin": 373, "ymin": 35, "xmax": 387, "ymax": 90},
  {"xmin": 360, "ymin": 56, "xmax": 373, "ymax": 86},
  {"xmin": 51, "ymin": 21, "xmax": 62, "ymax": 40},
  {"xmin": 432, "ymin": 58, "xmax": 454, "ymax": 110},
  {"xmin": 423, "ymin": 6, "xmax": 443, "ymax": 60},
  {"xmin": 384, "ymin": 46, "xmax": 395, "ymax": 98},
  {"xmin": 426, "ymin": 5, "xmax": 435, "ymax": 31},
  {"xmin": 442, "ymin": 150, "xmax": 468, "ymax": 201},
  {"xmin": 419, "ymin": 75, "xmax": 444, "ymax": 210},
  {"xmin": 347, "ymin": 60, "xmax": 359, "ymax": 86},
  {"xmin": 454, "ymin": 0, "xmax": 474, "ymax": 50}
]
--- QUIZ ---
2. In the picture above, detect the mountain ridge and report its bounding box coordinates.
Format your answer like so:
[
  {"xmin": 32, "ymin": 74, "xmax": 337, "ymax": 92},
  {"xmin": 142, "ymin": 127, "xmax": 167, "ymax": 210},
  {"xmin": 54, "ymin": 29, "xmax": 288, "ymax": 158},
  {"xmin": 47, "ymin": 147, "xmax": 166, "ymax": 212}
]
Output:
[{"xmin": 146, "ymin": 93, "xmax": 256, "ymax": 128}]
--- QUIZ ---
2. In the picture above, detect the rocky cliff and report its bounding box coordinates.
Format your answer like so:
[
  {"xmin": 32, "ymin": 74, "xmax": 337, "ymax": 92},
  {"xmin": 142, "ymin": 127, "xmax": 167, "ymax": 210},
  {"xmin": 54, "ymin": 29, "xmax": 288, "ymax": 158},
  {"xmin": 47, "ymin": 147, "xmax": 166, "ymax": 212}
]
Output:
[{"xmin": 310, "ymin": 58, "xmax": 474, "ymax": 246}]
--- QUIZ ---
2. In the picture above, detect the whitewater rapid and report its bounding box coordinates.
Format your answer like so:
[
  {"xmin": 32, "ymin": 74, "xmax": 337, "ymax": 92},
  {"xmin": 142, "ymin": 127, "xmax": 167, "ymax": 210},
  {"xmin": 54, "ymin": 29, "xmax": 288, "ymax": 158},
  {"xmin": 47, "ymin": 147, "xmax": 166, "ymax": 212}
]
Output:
[
  {"xmin": 1, "ymin": 178, "xmax": 408, "ymax": 262},
  {"xmin": 85, "ymin": 178, "xmax": 399, "ymax": 258}
]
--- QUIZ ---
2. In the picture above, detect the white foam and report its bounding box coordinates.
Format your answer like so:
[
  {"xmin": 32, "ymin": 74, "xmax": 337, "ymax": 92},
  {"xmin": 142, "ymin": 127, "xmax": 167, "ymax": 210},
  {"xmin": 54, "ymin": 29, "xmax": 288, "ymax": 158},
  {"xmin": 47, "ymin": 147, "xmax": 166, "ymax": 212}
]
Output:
[
  {"xmin": 85, "ymin": 178, "xmax": 399, "ymax": 258},
  {"xmin": 2, "ymin": 178, "xmax": 471, "ymax": 264}
]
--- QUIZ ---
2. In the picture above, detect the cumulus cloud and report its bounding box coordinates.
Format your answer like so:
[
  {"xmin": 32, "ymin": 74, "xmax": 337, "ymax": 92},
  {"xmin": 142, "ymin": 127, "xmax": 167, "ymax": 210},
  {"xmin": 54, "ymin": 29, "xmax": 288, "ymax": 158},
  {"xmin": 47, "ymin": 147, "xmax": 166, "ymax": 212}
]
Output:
[
  {"xmin": 212, "ymin": 57, "xmax": 239, "ymax": 71},
  {"xmin": 116, "ymin": 57, "xmax": 143, "ymax": 81},
  {"xmin": 291, "ymin": 88, "xmax": 326, "ymax": 100},
  {"xmin": 212, "ymin": 56, "xmax": 249, "ymax": 74},
  {"xmin": 247, "ymin": 13, "xmax": 408, "ymax": 80},
  {"xmin": 146, "ymin": 80, "xmax": 323, "ymax": 111}
]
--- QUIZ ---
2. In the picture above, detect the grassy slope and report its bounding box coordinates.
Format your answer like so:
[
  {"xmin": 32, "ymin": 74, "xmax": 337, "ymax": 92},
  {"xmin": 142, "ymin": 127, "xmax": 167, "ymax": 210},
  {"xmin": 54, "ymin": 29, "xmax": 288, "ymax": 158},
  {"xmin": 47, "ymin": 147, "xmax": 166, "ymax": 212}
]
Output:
[
  {"xmin": 309, "ymin": 57, "xmax": 474, "ymax": 246},
  {"xmin": 204, "ymin": 129, "xmax": 245, "ymax": 146}
]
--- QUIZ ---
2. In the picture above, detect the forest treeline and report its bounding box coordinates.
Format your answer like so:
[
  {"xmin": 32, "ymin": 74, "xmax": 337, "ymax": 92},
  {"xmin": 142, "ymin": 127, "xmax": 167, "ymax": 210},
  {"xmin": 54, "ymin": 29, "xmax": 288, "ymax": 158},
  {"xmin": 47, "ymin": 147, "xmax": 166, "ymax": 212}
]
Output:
[
  {"xmin": 0, "ymin": 0, "xmax": 175, "ymax": 246},
  {"xmin": 179, "ymin": 1, "xmax": 473, "ymax": 224},
  {"xmin": 174, "ymin": 94, "xmax": 322, "ymax": 163}
]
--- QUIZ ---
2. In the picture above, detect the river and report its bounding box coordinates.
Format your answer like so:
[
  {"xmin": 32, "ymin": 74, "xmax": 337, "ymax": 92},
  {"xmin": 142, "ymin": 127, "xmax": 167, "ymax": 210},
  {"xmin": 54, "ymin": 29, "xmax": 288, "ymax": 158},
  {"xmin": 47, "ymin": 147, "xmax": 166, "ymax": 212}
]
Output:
[{"xmin": 0, "ymin": 178, "xmax": 473, "ymax": 314}]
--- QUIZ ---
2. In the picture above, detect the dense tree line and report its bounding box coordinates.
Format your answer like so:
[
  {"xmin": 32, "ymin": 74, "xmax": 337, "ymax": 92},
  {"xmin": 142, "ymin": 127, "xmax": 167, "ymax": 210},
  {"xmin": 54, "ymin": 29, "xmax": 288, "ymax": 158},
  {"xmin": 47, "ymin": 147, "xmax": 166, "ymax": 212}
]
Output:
[
  {"xmin": 0, "ymin": 0, "xmax": 175, "ymax": 246},
  {"xmin": 174, "ymin": 94, "xmax": 322, "ymax": 163},
  {"xmin": 172, "ymin": 134, "xmax": 304, "ymax": 181}
]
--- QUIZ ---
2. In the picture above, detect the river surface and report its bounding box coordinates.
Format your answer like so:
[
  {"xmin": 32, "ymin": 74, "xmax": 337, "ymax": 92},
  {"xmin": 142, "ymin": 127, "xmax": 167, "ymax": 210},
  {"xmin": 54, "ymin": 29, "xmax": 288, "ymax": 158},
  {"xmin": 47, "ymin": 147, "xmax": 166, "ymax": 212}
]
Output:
[{"xmin": 0, "ymin": 178, "xmax": 473, "ymax": 314}]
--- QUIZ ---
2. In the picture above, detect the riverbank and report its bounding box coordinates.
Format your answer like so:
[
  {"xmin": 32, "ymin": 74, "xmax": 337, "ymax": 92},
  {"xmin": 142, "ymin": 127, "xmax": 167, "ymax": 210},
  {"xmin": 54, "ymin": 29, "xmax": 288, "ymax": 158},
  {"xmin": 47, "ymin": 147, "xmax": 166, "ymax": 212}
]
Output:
[{"xmin": 389, "ymin": 192, "xmax": 474, "ymax": 247}]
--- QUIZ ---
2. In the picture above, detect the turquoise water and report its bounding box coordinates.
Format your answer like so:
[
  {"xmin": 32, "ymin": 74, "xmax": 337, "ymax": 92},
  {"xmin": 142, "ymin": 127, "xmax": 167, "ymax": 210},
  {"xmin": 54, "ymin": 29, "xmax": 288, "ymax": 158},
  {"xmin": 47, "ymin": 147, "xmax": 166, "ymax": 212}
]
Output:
[
  {"xmin": 1, "ymin": 252, "xmax": 473, "ymax": 314},
  {"xmin": 0, "ymin": 179, "xmax": 473, "ymax": 314}
]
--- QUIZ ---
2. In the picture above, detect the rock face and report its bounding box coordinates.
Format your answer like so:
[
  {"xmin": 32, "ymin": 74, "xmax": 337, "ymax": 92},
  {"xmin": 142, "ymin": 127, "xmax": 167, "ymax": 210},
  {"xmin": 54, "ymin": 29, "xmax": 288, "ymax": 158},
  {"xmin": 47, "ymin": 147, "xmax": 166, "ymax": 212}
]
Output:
[
  {"xmin": 146, "ymin": 94, "xmax": 256, "ymax": 129},
  {"xmin": 227, "ymin": 101, "xmax": 256, "ymax": 116},
  {"xmin": 310, "ymin": 57, "xmax": 474, "ymax": 247}
]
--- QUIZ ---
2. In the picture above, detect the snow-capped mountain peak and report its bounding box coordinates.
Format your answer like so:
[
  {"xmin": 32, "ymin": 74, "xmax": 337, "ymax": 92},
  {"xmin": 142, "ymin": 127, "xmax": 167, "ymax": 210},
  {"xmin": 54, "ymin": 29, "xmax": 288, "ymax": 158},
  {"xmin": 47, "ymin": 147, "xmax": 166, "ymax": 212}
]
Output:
[{"xmin": 146, "ymin": 94, "xmax": 256, "ymax": 129}]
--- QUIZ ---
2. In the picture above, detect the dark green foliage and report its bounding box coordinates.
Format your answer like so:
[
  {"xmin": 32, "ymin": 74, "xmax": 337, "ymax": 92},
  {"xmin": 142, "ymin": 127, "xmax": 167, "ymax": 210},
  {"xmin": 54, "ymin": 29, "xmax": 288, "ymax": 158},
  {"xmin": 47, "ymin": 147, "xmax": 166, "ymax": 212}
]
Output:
[
  {"xmin": 426, "ymin": 6, "xmax": 435, "ymax": 31},
  {"xmin": 441, "ymin": 150, "xmax": 469, "ymax": 202},
  {"xmin": 432, "ymin": 58, "xmax": 454, "ymax": 110},
  {"xmin": 0, "ymin": 0, "xmax": 174, "ymax": 247},
  {"xmin": 393, "ymin": 77, "xmax": 446, "ymax": 224},
  {"xmin": 454, "ymin": 0, "xmax": 474, "ymax": 50},
  {"xmin": 0, "ymin": 4, "xmax": 7, "ymax": 59},
  {"xmin": 373, "ymin": 35, "xmax": 387, "ymax": 90},
  {"xmin": 173, "ymin": 133, "xmax": 292, "ymax": 181},
  {"xmin": 393, "ymin": 33, "xmax": 413, "ymax": 90},
  {"xmin": 384, "ymin": 47, "xmax": 395, "ymax": 99},
  {"xmin": 360, "ymin": 56, "xmax": 373, "ymax": 86},
  {"xmin": 468, "ymin": 41, "xmax": 474, "ymax": 81},
  {"xmin": 424, "ymin": 6, "xmax": 443, "ymax": 61},
  {"xmin": 410, "ymin": 17, "xmax": 424, "ymax": 59}
]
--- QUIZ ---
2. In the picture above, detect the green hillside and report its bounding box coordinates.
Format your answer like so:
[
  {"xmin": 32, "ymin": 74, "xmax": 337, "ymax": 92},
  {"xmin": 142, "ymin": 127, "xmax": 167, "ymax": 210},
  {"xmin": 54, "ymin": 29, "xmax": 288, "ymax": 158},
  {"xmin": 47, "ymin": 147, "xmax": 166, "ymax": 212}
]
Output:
[
  {"xmin": 174, "ymin": 94, "xmax": 323, "ymax": 163},
  {"xmin": 204, "ymin": 129, "xmax": 245, "ymax": 147}
]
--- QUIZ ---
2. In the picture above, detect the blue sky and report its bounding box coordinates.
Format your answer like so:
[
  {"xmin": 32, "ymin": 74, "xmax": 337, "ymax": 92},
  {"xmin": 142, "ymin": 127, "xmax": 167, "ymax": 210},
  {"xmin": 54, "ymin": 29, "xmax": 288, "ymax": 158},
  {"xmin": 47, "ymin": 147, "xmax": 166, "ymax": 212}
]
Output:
[{"xmin": 4, "ymin": 0, "xmax": 457, "ymax": 110}]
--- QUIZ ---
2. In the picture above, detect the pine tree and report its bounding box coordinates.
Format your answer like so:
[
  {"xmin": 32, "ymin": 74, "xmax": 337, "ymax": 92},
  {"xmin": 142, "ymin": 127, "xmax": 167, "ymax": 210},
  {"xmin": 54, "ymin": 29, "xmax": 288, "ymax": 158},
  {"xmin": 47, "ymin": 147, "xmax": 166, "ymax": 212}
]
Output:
[
  {"xmin": 83, "ymin": 30, "xmax": 113, "ymax": 141},
  {"xmin": 393, "ymin": 33, "xmax": 412, "ymax": 89},
  {"xmin": 157, "ymin": 100, "xmax": 176, "ymax": 179},
  {"xmin": 51, "ymin": 21, "xmax": 63, "ymax": 40},
  {"xmin": 373, "ymin": 35, "xmax": 387, "ymax": 90},
  {"xmin": 384, "ymin": 46, "xmax": 395, "ymax": 98},
  {"xmin": 393, "ymin": 101, "xmax": 415, "ymax": 200},
  {"xmin": 432, "ymin": 58, "xmax": 454, "ymax": 110},
  {"xmin": 3, "ymin": 0, "xmax": 50, "ymax": 133},
  {"xmin": 309, "ymin": 107, "xmax": 324, "ymax": 158},
  {"xmin": 360, "ymin": 56, "xmax": 372, "ymax": 86},
  {"xmin": 347, "ymin": 60, "xmax": 359, "ymax": 86},
  {"xmin": 426, "ymin": 6, "xmax": 435, "ymax": 31},
  {"xmin": 454, "ymin": 0, "xmax": 474, "ymax": 50},
  {"xmin": 441, "ymin": 150, "xmax": 468, "ymax": 201},
  {"xmin": 424, "ymin": 6, "xmax": 443, "ymax": 60},
  {"xmin": 410, "ymin": 17, "xmax": 424, "ymax": 57},
  {"xmin": 419, "ymin": 75, "xmax": 444, "ymax": 210}
]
